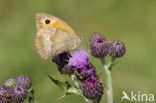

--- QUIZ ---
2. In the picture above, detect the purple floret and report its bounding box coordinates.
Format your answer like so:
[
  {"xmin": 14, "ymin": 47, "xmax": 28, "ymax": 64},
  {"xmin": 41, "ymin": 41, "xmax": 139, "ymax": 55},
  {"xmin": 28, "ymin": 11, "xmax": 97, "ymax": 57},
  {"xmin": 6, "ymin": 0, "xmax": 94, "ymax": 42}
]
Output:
[{"xmin": 69, "ymin": 49, "xmax": 89, "ymax": 68}]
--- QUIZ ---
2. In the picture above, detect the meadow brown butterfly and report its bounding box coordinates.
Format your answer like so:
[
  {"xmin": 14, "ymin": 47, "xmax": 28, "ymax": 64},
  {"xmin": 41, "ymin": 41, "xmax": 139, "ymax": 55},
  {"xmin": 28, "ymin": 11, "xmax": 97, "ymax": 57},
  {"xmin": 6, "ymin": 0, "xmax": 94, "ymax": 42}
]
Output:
[{"xmin": 35, "ymin": 13, "xmax": 81, "ymax": 59}]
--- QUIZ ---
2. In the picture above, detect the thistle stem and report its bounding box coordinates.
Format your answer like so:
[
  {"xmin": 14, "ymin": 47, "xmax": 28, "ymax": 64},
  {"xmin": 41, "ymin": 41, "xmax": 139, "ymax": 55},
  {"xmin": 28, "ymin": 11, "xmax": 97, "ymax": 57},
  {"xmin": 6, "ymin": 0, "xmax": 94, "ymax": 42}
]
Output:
[
  {"xmin": 101, "ymin": 58, "xmax": 115, "ymax": 103},
  {"xmin": 85, "ymin": 99, "xmax": 93, "ymax": 103},
  {"xmin": 105, "ymin": 67, "xmax": 113, "ymax": 103},
  {"xmin": 71, "ymin": 74, "xmax": 80, "ymax": 89},
  {"xmin": 85, "ymin": 98, "xmax": 98, "ymax": 103}
]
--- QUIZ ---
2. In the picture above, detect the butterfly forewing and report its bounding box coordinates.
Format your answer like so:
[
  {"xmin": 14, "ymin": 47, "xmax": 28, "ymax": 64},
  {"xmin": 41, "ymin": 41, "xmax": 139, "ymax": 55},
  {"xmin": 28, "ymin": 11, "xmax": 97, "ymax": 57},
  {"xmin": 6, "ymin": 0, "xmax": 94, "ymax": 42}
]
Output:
[{"xmin": 35, "ymin": 13, "xmax": 81, "ymax": 59}]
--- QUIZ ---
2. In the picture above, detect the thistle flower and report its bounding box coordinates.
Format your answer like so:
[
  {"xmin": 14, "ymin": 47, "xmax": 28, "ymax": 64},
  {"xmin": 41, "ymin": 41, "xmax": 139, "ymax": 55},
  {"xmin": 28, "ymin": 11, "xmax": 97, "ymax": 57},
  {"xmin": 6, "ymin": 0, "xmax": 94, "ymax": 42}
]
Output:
[
  {"xmin": 82, "ymin": 75, "xmax": 103, "ymax": 99},
  {"xmin": 4, "ymin": 78, "xmax": 15, "ymax": 88},
  {"xmin": 76, "ymin": 62, "xmax": 96, "ymax": 80},
  {"xmin": 58, "ymin": 64, "xmax": 74, "ymax": 74},
  {"xmin": 89, "ymin": 33, "xmax": 109, "ymax": 58},
  {"xmin": 11, "ymin": 85, "xmax": 28, "ymax": 102},
  {"xmin": 0, "ymin": 86, "xmax": 11, "ymax": 103},
  {"xmin": 89, "ymin": 33, "xmax": 106, "ymax": 44},
  {"xmin": 52, "ymin": 52, "xmax": 71, "ymax": 67},
  {"xmin": 69, "ymin": 49, "xmax": 89, "ymax": 68},
  {"xmin": 15, "ymin": 75, "xmax": 32, "ymax": 89},
  {"xmin": 109, "ymin": 41, "xmax": 126, "ymax": 58},
  {"xmin": 52, "ymin": 52, "xmax": 73, "ymax": 74}
]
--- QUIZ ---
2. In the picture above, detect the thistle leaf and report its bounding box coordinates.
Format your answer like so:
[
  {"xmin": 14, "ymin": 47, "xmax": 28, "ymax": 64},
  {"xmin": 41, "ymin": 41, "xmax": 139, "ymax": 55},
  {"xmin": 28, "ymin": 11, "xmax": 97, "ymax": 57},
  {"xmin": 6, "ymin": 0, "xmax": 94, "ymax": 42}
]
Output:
[
  {"xmin": 28, "ymin": 88, "xmax": 37, "ymax": 103},
  {"xmin": 65, "ymin": 87, "xmax": 88, "ymax": 100},
  {"xmin": 47, "ymin": 74, "xmax": 71, "ymax": 91}
]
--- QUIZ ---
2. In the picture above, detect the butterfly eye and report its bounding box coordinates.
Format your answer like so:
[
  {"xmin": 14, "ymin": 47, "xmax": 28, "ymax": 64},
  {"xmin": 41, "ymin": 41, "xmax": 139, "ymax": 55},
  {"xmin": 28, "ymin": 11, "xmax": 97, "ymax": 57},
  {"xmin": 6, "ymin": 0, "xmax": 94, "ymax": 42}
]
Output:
[{"xmin": 45, "ymin": 19, "xmax": 50, "ymax": 24}]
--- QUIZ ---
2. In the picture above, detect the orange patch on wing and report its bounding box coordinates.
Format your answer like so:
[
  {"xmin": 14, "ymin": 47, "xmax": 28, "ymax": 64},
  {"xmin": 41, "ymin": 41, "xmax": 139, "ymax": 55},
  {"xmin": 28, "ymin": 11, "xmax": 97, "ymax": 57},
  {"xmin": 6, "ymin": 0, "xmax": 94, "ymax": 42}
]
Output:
[
  {"xmin": 53, "ymin": 20, "xmax": 71, "ymax": 33},
  {"xmin": 38, "ymin": 20, "xmax": 72, "ymax": 33}
]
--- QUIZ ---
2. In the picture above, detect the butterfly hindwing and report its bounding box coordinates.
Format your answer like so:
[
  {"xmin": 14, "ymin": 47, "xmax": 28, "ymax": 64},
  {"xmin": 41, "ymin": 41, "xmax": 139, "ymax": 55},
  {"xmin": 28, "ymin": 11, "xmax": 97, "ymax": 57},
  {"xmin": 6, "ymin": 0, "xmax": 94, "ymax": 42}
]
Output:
[{"xmin": 35, "ymin": 27, "xmax": 80, "ymax": 59}]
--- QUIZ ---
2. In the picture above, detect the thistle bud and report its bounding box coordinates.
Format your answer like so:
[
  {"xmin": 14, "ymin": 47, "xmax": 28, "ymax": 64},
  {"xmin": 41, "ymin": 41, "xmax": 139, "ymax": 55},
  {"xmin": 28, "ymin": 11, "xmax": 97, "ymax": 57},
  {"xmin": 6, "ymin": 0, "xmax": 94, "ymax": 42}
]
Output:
[
  {"xmin": 15, "ymin": 75, "xmax": 32, "ymax": 89},
  {"xmin": 82, "ymin": 75, "xmax": 103, "ymax": 99},
  {"xmin": 52, "ymin": 52, "xmax": 71, "ymax": 67},
  {"xmin": 4, "ymin": 78, "xmax": 15, "ymax": 88},
  {"xmin": 109, "ymin": 41, "xmax": 126, "ymax": 58},
  {"xmin": 89, "ymin": 33, "xmax": 109, "ymax": 58},
  {"xmin": 11, "ymin": 85, "xmax": 28, "ymax": 102},
  {"xmin": 58, "ymin": 64, "xmax": 74, "ymax": 74},
  {"xmin": 0, "ymin": 86, "xmax": 11, "ymax": 103}
]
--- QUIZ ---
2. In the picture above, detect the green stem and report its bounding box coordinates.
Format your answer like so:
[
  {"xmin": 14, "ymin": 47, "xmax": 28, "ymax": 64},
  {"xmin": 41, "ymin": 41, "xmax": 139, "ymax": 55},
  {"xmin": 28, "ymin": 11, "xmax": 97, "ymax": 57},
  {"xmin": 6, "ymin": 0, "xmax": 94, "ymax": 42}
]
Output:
[
  {"xmin": 101, "ymin": 57, "xmax": 116, "ymax": 103},
  {"xmin": 85, "ymin": 98, "xmax": 98, "ymax": 103},
  {"xmin": 71, "ymin": 74, "xmax": 80, "ymax": 89},
  {"xmin": 85, "ymin": 99, "xmax": 93, "ymax": 103}
]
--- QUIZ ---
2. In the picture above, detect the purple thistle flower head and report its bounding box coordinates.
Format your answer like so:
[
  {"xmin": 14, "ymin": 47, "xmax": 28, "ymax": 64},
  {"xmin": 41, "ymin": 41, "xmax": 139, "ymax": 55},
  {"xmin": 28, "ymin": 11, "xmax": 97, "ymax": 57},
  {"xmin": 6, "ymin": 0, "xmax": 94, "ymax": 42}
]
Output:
[
  {"xmin": 0, "ymin": 86, "xmax": 11, "ymax": 103},
  {"xmin": 52, "ymin": 52, "xmax": 73, "ymax": 75},
  {"xmin": 69, "ymin": 49, "xmax": 89, "ymax": 68},
  {"xmin": 52, "ymin": 52, "xmax": 71, "ymax": 67},
  {"xmin": 76, "ymin": 62, "xmax": 96, "ymax": 80},
  {"xmin": 11, "ymin": 85, "xmax": 28, "ymax": 102},
  {"xmin": 89, "ymin": 33, "xmax": 106, "ymax": 44},
  {"xmin": 89, "ymin": 33, "xmax": 109, "ymax": 58},
  {"xmin": 58, "ymin": 64, "xmax": 74, "ymax": 74},
  {"xmin": 109, "ymin": 41, "xmax": 126, "ymax": 58},
  {"xmin": 85, "ymin": 75, "xmax": 97, "ymax": 84},
  {"xmin": 15, "ymin": 75, "xmax": 32, "ymax": 89},
  {"xmin": 82, "ymin": 75, "xmax": 103, "ymax": 99}
]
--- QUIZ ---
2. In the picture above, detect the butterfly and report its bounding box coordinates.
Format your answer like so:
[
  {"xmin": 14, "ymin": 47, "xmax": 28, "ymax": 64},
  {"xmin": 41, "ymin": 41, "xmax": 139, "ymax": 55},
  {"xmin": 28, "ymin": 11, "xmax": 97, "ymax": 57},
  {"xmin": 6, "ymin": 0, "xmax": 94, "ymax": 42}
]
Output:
[{"xmin": 35, "ymin": 13, "xmax": 81, "ymax": 59}]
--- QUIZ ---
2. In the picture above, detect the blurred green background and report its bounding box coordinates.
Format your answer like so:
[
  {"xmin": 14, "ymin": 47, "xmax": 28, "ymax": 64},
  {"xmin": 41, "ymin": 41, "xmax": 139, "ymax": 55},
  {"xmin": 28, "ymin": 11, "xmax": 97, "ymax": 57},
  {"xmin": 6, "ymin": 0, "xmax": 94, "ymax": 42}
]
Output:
[{"xmin": 0, "ymin": 0, "xmax": 156, "ymax": 103}]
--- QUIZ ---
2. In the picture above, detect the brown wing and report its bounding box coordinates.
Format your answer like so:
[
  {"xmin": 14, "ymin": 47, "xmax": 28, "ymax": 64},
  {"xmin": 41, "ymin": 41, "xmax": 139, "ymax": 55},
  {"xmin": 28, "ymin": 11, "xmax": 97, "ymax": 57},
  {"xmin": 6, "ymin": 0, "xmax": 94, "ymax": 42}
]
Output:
[{"xmin": 35, "ymin": 27, "xmax": 81, "ymax": 59}]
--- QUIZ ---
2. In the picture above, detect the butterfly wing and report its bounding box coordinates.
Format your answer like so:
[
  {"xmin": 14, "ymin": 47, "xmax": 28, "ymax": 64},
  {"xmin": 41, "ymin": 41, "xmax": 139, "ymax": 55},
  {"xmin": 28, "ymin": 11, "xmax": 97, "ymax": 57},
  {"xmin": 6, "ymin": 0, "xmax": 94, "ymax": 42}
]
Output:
[
  {"xmin": 35, "ymin": 27, "xmax": 81, "ymax": 59},
  {"xmin": 35, "ymin": 13, "xmax": 81, "ymax": 59},
  {"xmin": 35, "ymin": 13, "xmax": 76, "ymax": 34}
]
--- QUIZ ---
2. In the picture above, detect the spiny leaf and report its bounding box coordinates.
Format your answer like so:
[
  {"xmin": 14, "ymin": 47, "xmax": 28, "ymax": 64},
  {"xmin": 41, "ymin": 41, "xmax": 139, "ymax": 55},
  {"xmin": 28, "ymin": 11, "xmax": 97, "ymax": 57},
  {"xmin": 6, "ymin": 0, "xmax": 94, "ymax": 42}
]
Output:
[
  {"xmin": 109, "ymin": 62, "xmax": 117, "ymax": 70},
  {"xmin": 28, "ymin": 88, "xmax": 37, "ymax": 103},
  {"xmin": 47, "ymin": 74, "xmax": 88, "ymax": 101},
  {"xmin": 47, "ymin": 74, "xmax": 71, "ymax": 91},
  {"xmin": 65, "ymin": 87, "xmax": 85, "ymax": 98},
  {"xmin": 96, "ymin": 96, "xmax": 102, "ymax": 103},
  {"xmin": 28, "ymin": 96, "xmax": 37, "ymax": 103}
]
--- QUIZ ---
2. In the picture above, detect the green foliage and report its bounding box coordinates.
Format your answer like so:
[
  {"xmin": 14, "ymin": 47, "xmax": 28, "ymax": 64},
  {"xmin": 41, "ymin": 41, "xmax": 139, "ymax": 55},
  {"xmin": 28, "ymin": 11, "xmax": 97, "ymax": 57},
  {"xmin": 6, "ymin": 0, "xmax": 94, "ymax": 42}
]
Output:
[
  {"xmin": 47, "ymin": 74, "xmax": 88, "ymax": 101},
  {"xmin": 47, "ymin": 74, "xmax": 71, "ymax": 91},
  {"xmin": 28, "ymin": 88, "xmax": 37, "ymax": 103}
]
